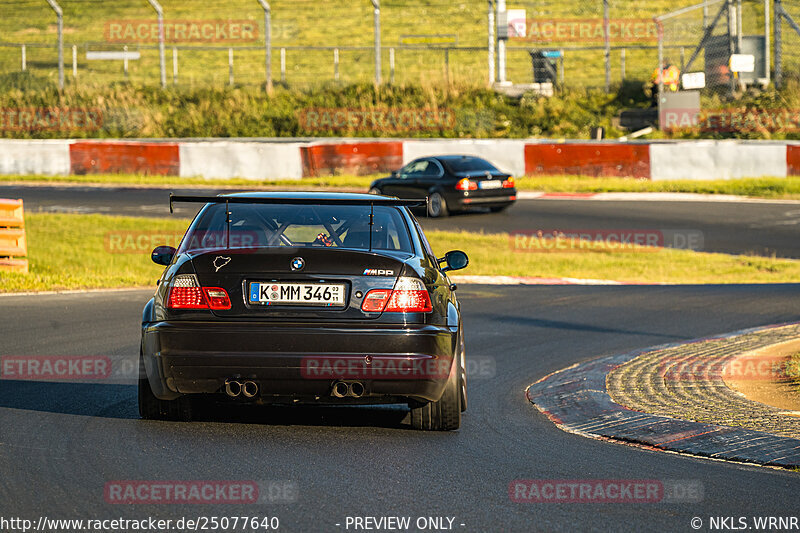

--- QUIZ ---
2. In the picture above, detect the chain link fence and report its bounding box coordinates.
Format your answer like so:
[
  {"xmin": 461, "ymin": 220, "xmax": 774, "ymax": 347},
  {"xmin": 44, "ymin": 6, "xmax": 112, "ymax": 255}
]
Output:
[
  {"xmin": 655, "ymin": 0, "xmax": 786, "ymax": 96},
  {"xmin": 0, "ymin": 0, "xmax": 797, "ymax": 92}
]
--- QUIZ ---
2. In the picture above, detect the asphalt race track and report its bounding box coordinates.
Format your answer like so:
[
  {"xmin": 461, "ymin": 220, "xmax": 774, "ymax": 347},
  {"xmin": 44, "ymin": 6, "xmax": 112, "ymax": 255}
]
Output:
[
  {"xmin": 4, "ymin": 184, "xmax": 800, "ymax": 258},
  {"xmin": 2, "ymin": 285, "xmax": 800, "ymax": 531}
]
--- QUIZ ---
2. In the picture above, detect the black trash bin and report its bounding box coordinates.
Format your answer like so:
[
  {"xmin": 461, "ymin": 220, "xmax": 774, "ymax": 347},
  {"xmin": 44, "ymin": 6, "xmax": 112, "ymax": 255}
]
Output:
[{"xmin": 529, "ymin": 50, "xmax": 559, "ymax": 84}]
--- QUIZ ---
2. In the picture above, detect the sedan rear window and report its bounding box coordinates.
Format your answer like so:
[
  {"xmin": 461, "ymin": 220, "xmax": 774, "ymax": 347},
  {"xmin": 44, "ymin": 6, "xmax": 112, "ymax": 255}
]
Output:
[
  {"xmin": 441, "ymin": 157, "xmax": 499, "ymax": 173},
  {"xmin": 178, "ymin": 203, "xmax": 413, "ymax": 254}
]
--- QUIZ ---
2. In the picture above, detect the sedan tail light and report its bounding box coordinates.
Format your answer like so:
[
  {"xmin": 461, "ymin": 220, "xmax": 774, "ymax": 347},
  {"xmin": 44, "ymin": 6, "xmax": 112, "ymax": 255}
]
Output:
[
  {"xmin": 502, "ymin": 176, "xmax": 516, "ymax": 188},
  {"xmin": 167, "ymin": 274, "xmax": 231, "ymax": 310},
  {"xmin": 361, "ymin": 277, "xmax": 432, "ymax": 313},
  {"xmin": 455, "ymin": 178, "xmax": 478, "ymax": 191}
]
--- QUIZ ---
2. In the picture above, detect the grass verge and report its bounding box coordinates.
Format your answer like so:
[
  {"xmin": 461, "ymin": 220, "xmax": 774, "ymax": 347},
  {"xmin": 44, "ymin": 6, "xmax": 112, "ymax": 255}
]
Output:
[
  {"xmin": 2, "ymin": 213, "xmax": 800, "ymax": 293},
  {"xmin": 7, "ymin": 174, "xmax": 800, "ymax": 200}
]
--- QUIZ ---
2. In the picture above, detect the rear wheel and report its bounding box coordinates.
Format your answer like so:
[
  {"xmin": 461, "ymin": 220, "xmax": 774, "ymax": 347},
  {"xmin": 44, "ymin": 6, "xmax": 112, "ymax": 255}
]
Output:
[
  {"xmin": 410, "ymin": 354, "xmax": 461, "ymax": 431},
  {"xmin": 427, "ymin": 192, "xmax": 449, "ymax": 218},
  {"xmin": 138, "ymin": 351, "xmax": 193, "ymax": 421}
]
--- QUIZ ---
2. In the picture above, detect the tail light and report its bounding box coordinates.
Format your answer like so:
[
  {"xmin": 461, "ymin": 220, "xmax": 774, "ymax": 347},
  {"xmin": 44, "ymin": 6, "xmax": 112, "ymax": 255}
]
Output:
[
  {"xmin": 361, "ymin": 277, "xmax": 432, "ymax": 313},
  {"xmin": 202, "ymin": 287, "xmax": 232, "ymax": 310},
  {"xmin": 455, "ymin": 178, "xmax": 478, "ymax": 191},
  {"xmin": 503, "ymin": 176, "xmax": 516, "ymax": 188},
  {"xmin": 167, "ymin": 274, "xmax": 231, "ymax": 310}
]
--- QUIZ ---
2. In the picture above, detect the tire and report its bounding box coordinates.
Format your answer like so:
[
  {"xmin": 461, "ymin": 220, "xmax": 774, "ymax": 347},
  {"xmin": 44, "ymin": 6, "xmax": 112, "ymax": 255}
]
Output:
[
  {"xmin": 369, "ymin": 187, "xmax": 382, "ymax": 195},
  {"xmin": 410, "ymin": 353, "xmax": 461, "ymax": 431},
  {"xmin": 138, "ymin": 351, "xmax": 193, "ymax": 422},
  {"xmin": 459, "ymin": 329, "xmax": 468, "ymax": 413},
  {"xmin": 427, "ymin": 192, "xmax": 449, "ymax": 218}
]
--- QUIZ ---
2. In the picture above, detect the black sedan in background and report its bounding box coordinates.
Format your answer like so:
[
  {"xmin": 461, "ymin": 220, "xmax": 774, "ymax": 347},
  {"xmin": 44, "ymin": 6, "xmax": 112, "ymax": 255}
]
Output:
[
  {"xmin": 140, "ymin": 192, "xmax": 469, "ymax": 430},
  {"xmin": 369, "ymin": 155, "xmax": 517, "ymax": 217}
]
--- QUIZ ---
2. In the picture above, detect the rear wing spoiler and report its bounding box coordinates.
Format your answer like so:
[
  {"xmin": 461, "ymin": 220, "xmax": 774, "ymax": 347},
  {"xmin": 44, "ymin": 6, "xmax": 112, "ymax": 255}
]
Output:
[{"xmin": 169, "ymin": 194, "xmax": 426, "ymax": 213}]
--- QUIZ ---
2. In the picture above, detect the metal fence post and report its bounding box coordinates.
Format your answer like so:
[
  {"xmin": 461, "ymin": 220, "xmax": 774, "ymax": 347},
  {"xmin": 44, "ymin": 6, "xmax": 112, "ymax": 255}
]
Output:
[
  {"xmin": 334, "ymin": 48, "xmax": 339, "ymax": 82},
  {"xmin": 256, "ymin": 0, "xmax": 272, "ymax": 92},
  {"xmin": 228, "ymin": 48, "xmax": 234, "ymax": 86},
  {"xmin": 123, "ymin": 45, "xmax": 129, "ymax": 78},
  {"xmin": 21, "ymin": 44, "xmax": 26, "ymax": 72},
  {"xmin": 389, "ymin": 47, "xmax": 395, "ymax": 84},
  {"xmin": 72, "ymin": 44, "xmax": 77, "ymax": 77},
  {"xmin": 172, "ymin": 47, "xmax": 178, "ymax": 85},
  {"xmin": 656, "ymin": 17, "xmax": 664, "ymax": 99},
  {"xmin": 280, "ymin": 47, "xmax": 286, "ymax": 82},
  {"xmin": 736, "ymin": 0, "xmax": 743, "ymax": 52},
  {"xmin": 371, "ymin": 0, "xmax": 381, "ymax": 85},
  {"xmin": 146, "ymin": 0, "xmax": 167, "ymax": 88},
  {"xmin": 45, "ymin": 0, "xmax": 64, "ymax": 89},
  {"xmin": 621, "ymin": 48, "xmax": 626, "ymax": 81},
  {"xmin": 497, "ymin": 0, "xmax": 506, "ymax": 83},
  {"xmin": 488, "ymin": 0, "xmax": 495, "ymax": 85},
  {"xmin": 774, "ymin": 0, "xmax": 782, "ymax": 87},
  {"xmin": 603, "ymin": 0, "xmax": 610, "ymax": 93},
  {"xmin": 764, "ymin": 0, "xmax": 771, "ymax": 85},
  {"xmin": 727, "ymin": 0, "xmax": 736, "ymax": 95}
]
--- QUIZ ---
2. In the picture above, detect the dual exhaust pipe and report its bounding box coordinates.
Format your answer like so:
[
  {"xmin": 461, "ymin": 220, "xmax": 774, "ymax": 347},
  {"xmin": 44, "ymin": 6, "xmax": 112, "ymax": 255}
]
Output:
[
  {"xmin": 225, "ymin": 379, "xmax": 363, "ymax": 399},
  {"xmin": 225, "ymin": 379, "xmax": 258, "ymax": 398},
  {"xmin": 331, "ymin": 381, "xmax": 365, "ymax": 398}
]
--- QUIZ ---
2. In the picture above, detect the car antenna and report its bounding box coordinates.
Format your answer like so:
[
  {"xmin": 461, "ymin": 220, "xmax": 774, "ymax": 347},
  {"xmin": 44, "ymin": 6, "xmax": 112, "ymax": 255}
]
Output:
[
  {"xmin": 368, "ymin": 200, "xmax": 374, "ymax": 251},
  {"xmin": 225, "ymin": 198, "xmax": 231, "ymax": 248}
]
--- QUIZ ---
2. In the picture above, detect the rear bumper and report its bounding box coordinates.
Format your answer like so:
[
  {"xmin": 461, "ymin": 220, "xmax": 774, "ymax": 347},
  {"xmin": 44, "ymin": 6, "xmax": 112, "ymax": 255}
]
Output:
[
  {"xmin": 448, "ymin": 190, "xmax": 517, "ymax": 210},
  {"xmin": 142, "ymin": 320, "xmax": 456, "ymax": 403}
]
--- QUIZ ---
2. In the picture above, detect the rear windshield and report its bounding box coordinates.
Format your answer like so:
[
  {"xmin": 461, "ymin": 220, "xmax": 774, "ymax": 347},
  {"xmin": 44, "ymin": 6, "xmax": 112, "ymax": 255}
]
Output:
[
  {"xmin": 178, "ymin": 203, "xmax": 414, "ymax": 254},
  {"xmin": 442, "ymin": 157, "xmax": 499, "ymax": 173}
]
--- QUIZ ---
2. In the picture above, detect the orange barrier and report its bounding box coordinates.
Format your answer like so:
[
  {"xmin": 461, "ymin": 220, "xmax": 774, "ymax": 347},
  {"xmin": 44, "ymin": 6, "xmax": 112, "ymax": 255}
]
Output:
[{"xmin": 0, "ymin": 199, "xmax": 28, "ymax": 273}]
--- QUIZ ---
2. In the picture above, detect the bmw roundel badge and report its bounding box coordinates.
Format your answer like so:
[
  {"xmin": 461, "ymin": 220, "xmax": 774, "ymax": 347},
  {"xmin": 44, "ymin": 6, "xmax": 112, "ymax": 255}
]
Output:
[{"xmin": 291, "ymin": 257, "xmax": 305, "ymax": 271}]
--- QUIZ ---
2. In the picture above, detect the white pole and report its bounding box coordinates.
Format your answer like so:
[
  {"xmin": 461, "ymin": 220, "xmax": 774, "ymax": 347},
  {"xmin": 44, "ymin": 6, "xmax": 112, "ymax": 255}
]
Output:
[
  {"xmin": 764, "ymin": 0, "xmax": 771, "ymax": 84},
  {"xmin": 603, "ymin": 0, "xmax": 611, "ymax": 93},
  {"xmin": 172, "ymin": 47, "xmax": 178, "ymax": 84},
  {"xmin": 45, "ymin": 0, "xmax": 64, "ymax": 89},
  {"xmin": 280, "ymin": 47, "xmax": 286, "ymax": 82},
  {"xmin": 497, "ymin": 0, "xmax": 506, "ymax": 83},
  {"xmin": 72, "ymin": 44, "xmax": 77, "ymax": 77},
  {"xmin": 334, "ymin": 48, "xmax": 339, "ymax": 82},
  {"xmin": 21, "ymin": 44, "xmax": 26, "ymax": 71},
  {"xmin": 371, "ymin": 0, "xmax": 381, "ymax": 85},
  {"xmin": 256, "ymin": 0, "xmax": 272, "ymax": 92},
  {"xmin": 123, "ymin": 45, "xmax": 129, "ymax": 77},
  {"xmin": 488, "ymin": 0, "xmax": 495, "ymax": 84},
  {"xmin": 146, "ymin": 0, "xmax": 167, "ymax": 88},
  {"xmin": 389, "ymin": 47, "xmax": 395, "ymax": 84},
  {"xmin": 228, "ymin": 47, "xmax": 234, "ymax": 86}
]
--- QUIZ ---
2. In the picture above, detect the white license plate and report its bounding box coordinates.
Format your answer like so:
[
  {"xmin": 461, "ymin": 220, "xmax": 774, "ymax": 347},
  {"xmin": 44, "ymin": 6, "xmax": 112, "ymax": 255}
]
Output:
[
  {"xmin": 479, "ymin": 180, "xmax": 502, "ymax": 189},
  {"xmin": 249, "ymin": 282, "xmax": 346, "ymax": 306}
]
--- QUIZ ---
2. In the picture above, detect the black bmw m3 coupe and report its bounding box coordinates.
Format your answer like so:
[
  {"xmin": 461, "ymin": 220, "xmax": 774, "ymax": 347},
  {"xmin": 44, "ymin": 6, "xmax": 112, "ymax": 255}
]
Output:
[{"xmin": 140, "ymin": 192, "xmax": 469, "ymax": 430}]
